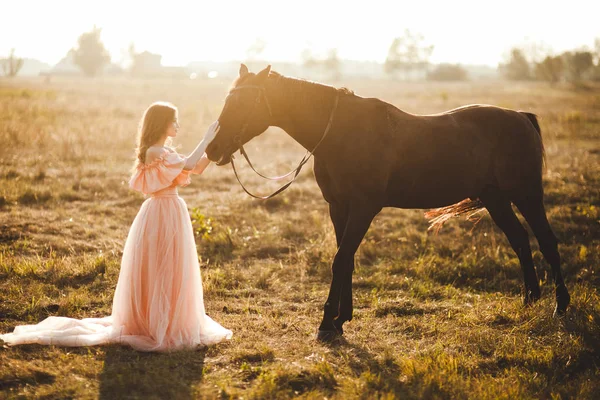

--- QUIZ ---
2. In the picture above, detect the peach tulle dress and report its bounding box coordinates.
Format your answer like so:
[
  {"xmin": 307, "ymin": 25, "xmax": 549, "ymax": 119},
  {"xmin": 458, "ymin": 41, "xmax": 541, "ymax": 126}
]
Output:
[{"xmin": 0, "ymin": 148, "xmax": 232, "ymax": 351}]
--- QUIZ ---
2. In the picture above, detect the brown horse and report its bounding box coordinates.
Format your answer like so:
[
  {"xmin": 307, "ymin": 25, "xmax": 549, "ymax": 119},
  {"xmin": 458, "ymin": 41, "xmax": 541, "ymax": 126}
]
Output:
[{"xmin": 206, "ymin": 64, "xmax": 570, "ymax": 342}]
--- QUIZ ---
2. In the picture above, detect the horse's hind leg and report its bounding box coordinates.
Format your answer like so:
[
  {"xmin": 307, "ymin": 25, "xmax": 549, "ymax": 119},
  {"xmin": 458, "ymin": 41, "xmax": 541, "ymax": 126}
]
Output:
[
  {"xmin": 480, "ymin": 188, "xmax": 541, "ymax": 304},
  {"xmin": 514, "ymin": 193, "xmax": 570, "ymax": 316}
]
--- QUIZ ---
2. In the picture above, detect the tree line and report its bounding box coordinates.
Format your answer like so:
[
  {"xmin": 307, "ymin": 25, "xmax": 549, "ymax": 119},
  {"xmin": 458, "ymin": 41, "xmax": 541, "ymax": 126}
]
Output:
[
  {"xmin": 2, "ymin": 26, "xmax": 598, "ymax": 84},
  {"xmin": 0, "ymin": 27, "xmax": 469, "ymax": 81},
  {"xmin": 499, "ymin": 40, "xmax": 600, "ymax": 84}
]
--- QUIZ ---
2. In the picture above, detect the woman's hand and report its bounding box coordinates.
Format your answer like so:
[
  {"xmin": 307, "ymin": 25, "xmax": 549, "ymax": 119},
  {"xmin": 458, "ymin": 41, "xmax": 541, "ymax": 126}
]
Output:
[
  {"xmin": 203, "ymin": 121, "xmax": 220, "ymax": 144},
  {"xmin": 184, "ymin": 121, "xmax": 221, "ymax": 171}
]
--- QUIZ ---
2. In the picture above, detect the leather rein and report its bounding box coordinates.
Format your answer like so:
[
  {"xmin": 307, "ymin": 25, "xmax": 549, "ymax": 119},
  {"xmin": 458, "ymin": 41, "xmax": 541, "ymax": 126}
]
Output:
[{"xmin": 227, "ymin": 85, "xmax": 339, "ymax": 200}]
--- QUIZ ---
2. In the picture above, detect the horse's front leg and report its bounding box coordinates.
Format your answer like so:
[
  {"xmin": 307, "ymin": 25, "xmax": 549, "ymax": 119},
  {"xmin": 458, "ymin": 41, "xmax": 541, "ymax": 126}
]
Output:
[
  {"xmin": 317, "ymin": 206, "xmax": 379, "ymax": 342},
  {"xmin": 327, "ymin": 203, "xmax": 350, "ymax": 335},
  {"xmin": 333, "ymin": 257, "xmax": 354, "ymax": 336}
]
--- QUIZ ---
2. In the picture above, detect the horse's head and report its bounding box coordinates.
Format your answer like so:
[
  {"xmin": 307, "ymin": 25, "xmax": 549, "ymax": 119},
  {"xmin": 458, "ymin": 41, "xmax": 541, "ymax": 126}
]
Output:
[{"xmin": 207, "ymin": 64, "xmax": 272, "ymax": 166}]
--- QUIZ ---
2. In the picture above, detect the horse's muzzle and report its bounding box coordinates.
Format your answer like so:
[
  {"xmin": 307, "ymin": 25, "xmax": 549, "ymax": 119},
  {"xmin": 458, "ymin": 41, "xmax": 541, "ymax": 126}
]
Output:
[{"xmin": 216, "ymin": 153, "xmax": 232, "ymax": 166}]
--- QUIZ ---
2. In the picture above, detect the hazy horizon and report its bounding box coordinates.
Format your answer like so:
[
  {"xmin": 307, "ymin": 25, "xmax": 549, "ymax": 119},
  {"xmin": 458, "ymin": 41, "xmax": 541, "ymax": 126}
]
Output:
[{"xmin": 3, "ymin": 0, "xmax": 600, "ymax": 68}]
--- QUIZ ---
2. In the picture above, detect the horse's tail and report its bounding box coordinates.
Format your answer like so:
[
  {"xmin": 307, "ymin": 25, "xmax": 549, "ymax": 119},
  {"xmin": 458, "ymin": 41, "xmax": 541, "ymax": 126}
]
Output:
[
  {"xmin": 424, "ymin": 198, "xmax": 486, "ymax": 233},
  {"xmin": 521, "ymin": 111, "xmax": 546, "ymax": 171}
]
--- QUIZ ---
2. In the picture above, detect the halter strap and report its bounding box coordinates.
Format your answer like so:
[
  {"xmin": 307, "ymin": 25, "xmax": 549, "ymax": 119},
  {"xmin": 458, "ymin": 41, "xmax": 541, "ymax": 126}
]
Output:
[
  {"xmin": 230, "ymin": 91, "xmax": 340, "ymax": 200},
  {"xmin": 229, "ymin": 85, "xmax": 273, "ymax": 116}
]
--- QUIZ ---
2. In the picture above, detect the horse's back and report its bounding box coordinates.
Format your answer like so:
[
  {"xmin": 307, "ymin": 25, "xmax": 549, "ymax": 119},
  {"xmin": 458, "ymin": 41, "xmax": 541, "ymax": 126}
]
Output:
[
  {"xmin": 377, "ymin": 102, "xmax": 543, "ymax": 207},
  {"xmin": 441, "ymin": 104, "xmax": 545, "ymax": 191},
  {"xmin": 319, "ymin": 97, "xmax": 544, "ymax": 208}
]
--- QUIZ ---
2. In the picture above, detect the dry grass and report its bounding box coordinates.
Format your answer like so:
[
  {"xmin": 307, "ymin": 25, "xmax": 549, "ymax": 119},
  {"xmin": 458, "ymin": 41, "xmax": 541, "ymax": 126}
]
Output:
[{"xmin": 0, "ymin": 75, "xmax": 599, "ymax": 399}]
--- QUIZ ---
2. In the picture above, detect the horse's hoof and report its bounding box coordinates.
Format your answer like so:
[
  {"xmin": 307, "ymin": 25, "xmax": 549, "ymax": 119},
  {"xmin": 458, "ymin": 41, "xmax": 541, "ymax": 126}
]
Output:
[
  {"xmin": 524, "ymin": 288, "xmax": 541, "ymax": 306},
  {"xmin": 332, "ymin": 319, "xmax": 344, "ymax": 336},
  {"xmin": 553, "ymin": 286, "xmax": 570, "ymax": 317},
  {"xmin": 553, "ymin": 299, "xmax": 569, "ymax": 317},
  {"xmin": 316, "ymin": 329, "xmax": 341, "ymax": 343},
  {"xmin": 553, "ymin": 305, "xmax": 566, "ymax": 318}
]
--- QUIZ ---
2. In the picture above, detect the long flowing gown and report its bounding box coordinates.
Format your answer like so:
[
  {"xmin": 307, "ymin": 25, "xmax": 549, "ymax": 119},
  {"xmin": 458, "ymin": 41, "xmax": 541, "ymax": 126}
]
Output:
[{"xmin": 0, "ymin": 149, "xmax": 232, "ymax": 351}]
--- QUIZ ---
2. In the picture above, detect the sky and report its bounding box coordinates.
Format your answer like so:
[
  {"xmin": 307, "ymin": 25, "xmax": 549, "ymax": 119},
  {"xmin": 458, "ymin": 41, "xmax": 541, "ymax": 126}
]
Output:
[{"xmin": 2, "ymin": 0, "xmax": 599, "ymax": 67}]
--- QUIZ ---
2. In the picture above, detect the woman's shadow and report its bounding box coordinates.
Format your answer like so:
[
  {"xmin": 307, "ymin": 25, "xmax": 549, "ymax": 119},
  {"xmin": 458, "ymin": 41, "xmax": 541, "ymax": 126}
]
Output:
[{"xmin": 99, "ymin": 345, "xmax": 207, "ymax": 399}]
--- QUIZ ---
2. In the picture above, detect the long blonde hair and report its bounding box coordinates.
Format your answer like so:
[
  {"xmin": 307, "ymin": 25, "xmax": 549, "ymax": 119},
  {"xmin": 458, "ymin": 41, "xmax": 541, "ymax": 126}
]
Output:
[{"xmin": 134, "ymin": 101, "xmax": 177, "ymax": 168}]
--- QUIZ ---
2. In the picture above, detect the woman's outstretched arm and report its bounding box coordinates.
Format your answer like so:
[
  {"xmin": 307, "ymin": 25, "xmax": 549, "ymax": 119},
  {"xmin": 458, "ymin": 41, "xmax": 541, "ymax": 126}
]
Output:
[
  {"xmin": 183, "ymin": 121, "xmax": 219, "ymax": 171},
  {"xmin": 190, "ymin": 153, "xmax": 211, "ymax": 174}
]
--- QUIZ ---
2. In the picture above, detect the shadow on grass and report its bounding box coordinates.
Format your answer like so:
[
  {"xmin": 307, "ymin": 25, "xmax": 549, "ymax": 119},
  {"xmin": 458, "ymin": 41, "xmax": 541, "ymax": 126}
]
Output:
[
  {"xmin": 327, "ymin": 335, "xmax": 383, "ymax": 374},
  {"xmin": 99, "ymin": 345, "xmax": 207, "ymax": 400}
]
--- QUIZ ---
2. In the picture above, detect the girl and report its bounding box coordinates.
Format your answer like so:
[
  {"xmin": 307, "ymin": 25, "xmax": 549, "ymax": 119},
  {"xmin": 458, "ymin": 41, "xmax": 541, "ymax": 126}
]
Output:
[{"xmin": 0, "ymin": 101, "xmax": 232, "ymax": 351}]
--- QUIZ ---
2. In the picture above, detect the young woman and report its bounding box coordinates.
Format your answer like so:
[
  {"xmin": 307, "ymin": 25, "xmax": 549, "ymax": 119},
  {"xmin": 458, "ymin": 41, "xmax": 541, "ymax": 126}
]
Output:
[{"xmin": 0, "ymin": 101, "xmax": 232, "ymax": 351}]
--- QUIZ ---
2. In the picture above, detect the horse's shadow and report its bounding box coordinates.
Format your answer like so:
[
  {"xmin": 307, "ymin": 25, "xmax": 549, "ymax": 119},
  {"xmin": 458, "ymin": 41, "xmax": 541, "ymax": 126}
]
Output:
[
  {"xmin": 99, "ymin": 345, "xmax": 207, "ymax": 400},
  {"xmin": 325, "ymin": 335, "xmax": 397, "ymax": 375}
]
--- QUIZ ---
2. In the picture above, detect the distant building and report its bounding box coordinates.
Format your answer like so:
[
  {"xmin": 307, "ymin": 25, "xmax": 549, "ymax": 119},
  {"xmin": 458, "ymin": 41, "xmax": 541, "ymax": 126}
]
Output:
[
  {"xmin": 50, "ymin": 50, "xmax": 79, "ymax": 75},
  {"xmin": 43, "ymin": 49, "xmax": 122, "ymax": 77},
  {"xmin": 15, "ymin": 59, "xmax": 51, "ymax": 76},
  {"xmin": 130, "ymin": 51, "xmax": 163, "ymax": 77}
]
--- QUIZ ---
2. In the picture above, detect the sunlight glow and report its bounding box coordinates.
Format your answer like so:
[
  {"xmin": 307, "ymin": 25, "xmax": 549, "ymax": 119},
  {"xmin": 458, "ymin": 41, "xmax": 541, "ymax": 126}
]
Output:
[{"xmin": 2, "ymin": 0, "xmax": 599, "ymax": 67}]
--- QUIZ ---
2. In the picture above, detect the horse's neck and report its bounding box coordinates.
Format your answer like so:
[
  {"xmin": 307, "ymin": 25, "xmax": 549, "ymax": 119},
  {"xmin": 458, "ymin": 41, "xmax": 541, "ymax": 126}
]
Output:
[{"xmin": 266, "ymin": 78, "xmax": 336, "ymax": 151}]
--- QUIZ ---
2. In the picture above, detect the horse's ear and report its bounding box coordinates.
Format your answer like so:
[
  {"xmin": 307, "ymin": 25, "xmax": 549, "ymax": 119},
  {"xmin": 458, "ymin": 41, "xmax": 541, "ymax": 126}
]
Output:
[
  {"xmin": 255, "ymin": 65, "xmax": 271, "ymax": 84},
  {"xmin": 239, "ymin": 64, "xmax": 249, "ymax": 76}
]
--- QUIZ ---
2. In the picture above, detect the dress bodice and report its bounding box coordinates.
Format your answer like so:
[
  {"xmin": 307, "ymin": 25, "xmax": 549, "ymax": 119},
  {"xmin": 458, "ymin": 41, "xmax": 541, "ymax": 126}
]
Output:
[{"xmin": 129, "ymin": 149, "xmax": 191, "ymax": 196}]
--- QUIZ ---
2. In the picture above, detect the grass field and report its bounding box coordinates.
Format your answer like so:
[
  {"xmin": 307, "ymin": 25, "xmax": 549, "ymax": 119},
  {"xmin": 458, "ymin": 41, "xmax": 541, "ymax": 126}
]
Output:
[{"xmin": 0, "ymin": 74, "xmax": 599, "ymax": 399}]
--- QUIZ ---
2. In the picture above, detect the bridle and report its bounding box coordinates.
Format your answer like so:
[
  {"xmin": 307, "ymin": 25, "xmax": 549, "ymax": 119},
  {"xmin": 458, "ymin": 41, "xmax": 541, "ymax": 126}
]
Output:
[{"xmin": 226, "ymin": 84, "xmax": 339, "ymax": 200}]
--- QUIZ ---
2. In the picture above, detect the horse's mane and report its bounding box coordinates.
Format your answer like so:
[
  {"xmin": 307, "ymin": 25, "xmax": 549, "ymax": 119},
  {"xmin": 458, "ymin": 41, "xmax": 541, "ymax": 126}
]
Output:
[
  {"xmin": 267, "ymin": 71, "xmax": 353, "ymax": 112},
  {"xmin": 231, "ymin": 69, "xmax": 354, "ymax": 96}
]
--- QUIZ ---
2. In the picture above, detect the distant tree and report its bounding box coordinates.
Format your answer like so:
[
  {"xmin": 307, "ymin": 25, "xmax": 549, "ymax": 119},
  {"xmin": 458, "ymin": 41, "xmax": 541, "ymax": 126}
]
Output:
[
  {"xmin": 427, "ymin": 63, "xmax": 468, "ymax": 81},
  {"xmin": 72, "ymin": 26, "xmax": 110, "ymax": 77},
  {"xmin": 385, "ymin": 30, "xmax": 434, "ymax": 79},
  {"xmin": 301, "ymin": 48, "xmax": 319, "ymax": 69},
  {"xmin": 127, "ymin": 42, "xmax": 136, "ymax": 69},
  {"xmin": 246, "ymin": 38, "xmax": 267, "ymax": 61},
  {"xmin": 323, "ymin": 49, "xmax": 341, "ymax": 81},
  {"xmin": 1, "ymin": 48, "xmax": 24, "ymax": 78},
  {"xmin": 384, "ymin": 38, "xmax": 401, "ymax": 75},
  {"xmin": 591, "ymin": 39, "xmax": 600, "ymax": 81},
  {"xmin": 520, "ymin": 41, "xmax": 553, "ymax": 65},
  {"xmin": 300, "ymin": 47, "xmax": 342, "ymax": 80},
  {"xmin": 534, "ymin": 55, "xmax": 564, "ymax": 84},
  {"xmin": 499, "ymin": 48, "xmax": 531, "ymax": 80},
  {"xmin": 562, "ymin": 51, "xmax": 594, "ymax": 82}
]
